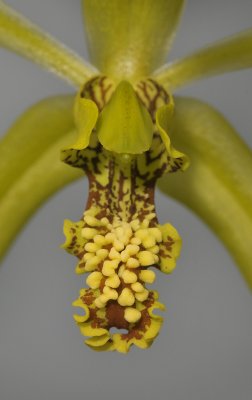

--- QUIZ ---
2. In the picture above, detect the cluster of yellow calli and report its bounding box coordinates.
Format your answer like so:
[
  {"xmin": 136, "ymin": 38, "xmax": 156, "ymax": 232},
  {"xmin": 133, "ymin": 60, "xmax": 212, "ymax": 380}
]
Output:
[{"xmin": 82, "ymin": 210, "xmax": 162, "ymax": 319}]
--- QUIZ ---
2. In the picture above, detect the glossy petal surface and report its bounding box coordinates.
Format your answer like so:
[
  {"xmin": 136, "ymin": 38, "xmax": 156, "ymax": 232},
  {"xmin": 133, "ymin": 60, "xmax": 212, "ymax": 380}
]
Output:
[{"xmin": 158, "ymin": 97, "xmax": 252, "ymax": 287}]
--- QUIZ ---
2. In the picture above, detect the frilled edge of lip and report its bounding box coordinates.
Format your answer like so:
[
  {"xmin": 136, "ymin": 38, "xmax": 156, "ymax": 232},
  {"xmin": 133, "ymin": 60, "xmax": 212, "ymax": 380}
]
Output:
[
  {"xmin": 72, "ymin": 290, "xmax": 165, "ymax": 353},
  {"xmin": 62, "ymin": 215, "xmax": 181, "ymax": 352}
]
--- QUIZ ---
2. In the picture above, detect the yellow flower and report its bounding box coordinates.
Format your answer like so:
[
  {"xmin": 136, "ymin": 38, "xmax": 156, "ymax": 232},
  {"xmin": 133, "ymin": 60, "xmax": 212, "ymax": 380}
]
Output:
[{"xmin": 0, "ymin": 0, "xmax": 252, "ymax": 352}]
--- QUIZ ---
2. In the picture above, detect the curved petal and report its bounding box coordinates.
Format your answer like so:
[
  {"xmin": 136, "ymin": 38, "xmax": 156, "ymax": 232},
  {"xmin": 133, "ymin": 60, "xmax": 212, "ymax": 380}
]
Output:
[
  {"xmin": 0, "ymin": 1, "xmax": 97, "ymax": 87},
  {"xmin": 158, "ymin": 97, "xmax": 252, "ymax": 288},
  {"xmin": 156, "ymin": 104, "xmax": 190, "ymax": 171},
  {"xmin": 0, "ymin": 130, "xmax": 82, "ymax": 260},
  {"xmin": 154, "ymin": 29, "xmax": 252, "ymax": 90},
  {"xmin": 82, "ymin": 0, "xmax": 185, "ymax": 80},
  {"xmin": 0, "ymin": 95, "xmax": 75, "ymax": 200},
  {"xmin": 0, "ymin": 95, "xmax": 83, "ymax": 259},
  {"xmin": 69, "ymin": 97, "xmax": 99, "ymax": 150}
]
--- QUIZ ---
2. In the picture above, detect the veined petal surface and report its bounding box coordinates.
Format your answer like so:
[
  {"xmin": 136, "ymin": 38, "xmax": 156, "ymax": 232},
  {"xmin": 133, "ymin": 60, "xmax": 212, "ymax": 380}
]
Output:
[
  {"xmin": 0, "ymin": 1, "xmax": 97, "ymax": 86},
  {"xmin": 158, "ymin": 97, "xmax": 252, "ymax": 288},
  {"xmin": 82, "ymin": 0, "xmax": 185, "ymax": 81},
  {"xmin": 154, "ymin": 29, "xmax": 252, "ymax": 90}
]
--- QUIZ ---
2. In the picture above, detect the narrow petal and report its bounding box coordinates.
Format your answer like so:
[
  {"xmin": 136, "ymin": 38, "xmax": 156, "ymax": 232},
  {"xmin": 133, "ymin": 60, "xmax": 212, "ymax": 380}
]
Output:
[
  {"xmin": 68, "ymin": 97, "xmax": 99, "ymax": 151},
  {"xmin": 154, "ymin": 29, "xmax": 252, "ymax": 90},
  {"xmin": 0, "ymin": 130, "xmax": 82, "ymax": 260},
  {"xmin": 156, "ymin": 104, "xmax": 190, "ymax": 171},
  {"xmin": 158, "ymin": 97, "xmax": 252, "ymax": 288},
  {"xmin": 82, "ymin": 0, "xmax": 185, "ymax": 80},
  {"xmin": 0, "ymin": 95, "xmax": 75, "ymax": 199},
  {"xmin": 0, "ymin": 1, "xmax": 97, "ymax": 86},
  {"xmin": 0, "ymin": 95, "xmax": 83, "ymax": 259}
]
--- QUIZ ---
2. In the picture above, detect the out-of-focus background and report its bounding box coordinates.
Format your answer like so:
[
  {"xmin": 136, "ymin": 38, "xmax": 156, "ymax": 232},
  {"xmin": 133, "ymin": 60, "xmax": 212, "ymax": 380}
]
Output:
[{"xmin": 0, "ymin": 1, "xmax": 251, "ymax": 399}]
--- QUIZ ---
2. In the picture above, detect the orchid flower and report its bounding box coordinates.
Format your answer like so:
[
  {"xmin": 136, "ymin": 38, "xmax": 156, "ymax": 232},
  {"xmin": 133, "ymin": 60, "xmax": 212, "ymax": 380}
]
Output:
[{"xmin": 0, "ymin": 0, "xmax": 251, "ymax": 353}]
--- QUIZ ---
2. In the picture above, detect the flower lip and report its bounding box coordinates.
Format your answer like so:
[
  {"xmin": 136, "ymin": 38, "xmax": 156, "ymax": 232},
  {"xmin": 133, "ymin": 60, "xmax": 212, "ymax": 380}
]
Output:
[{"xmin": 61, "ymin": 75, "xmax": 188, "ymax": 352}]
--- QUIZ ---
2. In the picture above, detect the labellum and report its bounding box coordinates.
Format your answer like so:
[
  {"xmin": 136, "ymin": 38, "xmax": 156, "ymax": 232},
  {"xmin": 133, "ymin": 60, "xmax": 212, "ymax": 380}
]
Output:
[{"xmin": 61, "ymin": 76, "xmax": 189, "ymax": 353}]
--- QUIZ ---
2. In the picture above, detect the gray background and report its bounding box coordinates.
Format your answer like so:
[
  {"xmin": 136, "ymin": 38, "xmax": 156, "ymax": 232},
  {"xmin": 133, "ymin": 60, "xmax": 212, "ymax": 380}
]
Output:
[{"xmin": 0, "ymin": 1, "xmax": 251, "ymax": 399}]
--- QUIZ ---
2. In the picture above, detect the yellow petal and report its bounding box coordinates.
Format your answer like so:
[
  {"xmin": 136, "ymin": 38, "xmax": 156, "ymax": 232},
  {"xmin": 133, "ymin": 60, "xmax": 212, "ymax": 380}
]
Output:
[
  {"xmin": 158, "ymin": 96, "xmax": 252, "ymax": 288},
  {"xmin": 82, "ymin": 0, "xmax": 185, "ymax": 80},
  {"xmin": 61, "ymin": 97, "xmax": 99, "ymax": 155},
  {"xmin": 0, "ymin": 2, "xmax": 97, "ymax": 86},
  {"xmin": 156, "ymin": 104, "xmax": 190, "ymax": 171},
  {"xmin": 85, "ymin": 333, "xmax": 110, "ymax": 347},
  {"xmin": 154, "ymin": 29, "xmax": 252, "ymax": 90}
]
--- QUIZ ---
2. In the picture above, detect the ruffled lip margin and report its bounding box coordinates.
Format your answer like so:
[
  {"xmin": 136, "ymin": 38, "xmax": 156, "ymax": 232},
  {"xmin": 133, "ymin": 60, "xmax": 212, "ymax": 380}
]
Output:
[{"xmin": 73, "ymin": 289, "xmax": 165, "ymax": 353}]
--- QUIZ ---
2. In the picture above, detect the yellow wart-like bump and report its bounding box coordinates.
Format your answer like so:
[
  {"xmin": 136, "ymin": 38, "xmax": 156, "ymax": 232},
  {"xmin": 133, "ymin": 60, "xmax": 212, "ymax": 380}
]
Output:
[
  {"xmin": 137, "ymin": 251, "xmax": 156, "ymax": 266},
  {"xmin": 105, "ymin": 273, "xmax": 121, "ymax": 288},
  {"xmin": 109, "ymin": 247, "xmax": 121, "ymax": 260},
  {"xmin": 100, "ymin": 217, "xmax": 110, "ymax": 226},
  {"xmin": 125, "ymin": 244, "xmax": 140, "ymax": 256},
  {"xmin": 85, "ymin": 256, "xmax": 100, "ymax": 271},
  {"xmin": 81, "ymin": 227, "xmax": 97, "ymax": 240},
  {"xmin": 126, "ymin": 257, "xmax": 140, "ymax": 269},
  {"xmin": 102, "ymin": 259, "xmax": 120, "ymax": 276},
  {"xmin": 139, "ymin": 270, "xmax": 156, "ymax": 284},
  {"xmin": 84, "ymin": 242, "xmax": 100, "ymax": 253},
  {"xmin": 142, "ymin": 236, "xmax": 156, "ymax": 249},
  {"xmin": 149, "ymin": 245, "xmax": 159, "ymax": 254},
  {"xmin": 83, "ymin": 252, "xmax": 94, "ymax": 262},
  {"xmin": 131, "ymin": 282, "xmax": 145, "ymax": 293},
  {"xmin": 84, "ymin": 215, "xmax": 100, "ymax": 227},
  {"xmin": 142, "ymin": 219, "xmax": 150, "ymax": 228},
  {"xmin": 124, "ymin": 307, "xmax": 142, "ymax": 323},
  {"xmin": 118, "ymin": 288, "xmax": 135, "ymax": 306},
  {"xmin": 120, "ymin": 250, "xmax": 130, "ymax": 263},
  {"xmin": 130, "ymin": 219, "xmax": 140, "ymax": 231},
  {"xmin": 113, "ymin": 239, "xmax": 125, "ymax": 252},
  {"xmin": 96, "ymin": 248, "xmax": 109, "ymax": 259},
  {"xmin": 93, "ymin": 234, "xmax": 106, "ymax": 246},
  {"xmin": 103, "ymin": 286, "xmax": 119, "ymax": 300},
  {"xmin": 135, "ymin": 289, "xmax": 149, "ymax": 302},
  {"xmin": 149, "ymin": 228, "xmax": 163, "ymax": 242},
  {"xmin": 105, "ymin": 232, "xmax": 116, "ymax": 243},
  {"xmin": 86, "ymin": 271, "xmax": 103, "ymax": 289},
  {"xmin": 121, "ymin": 269, "xmax": 138, "ymax": 284},
  {"xmin": 130, "ymin": 237, "xmax": 141, "ymax": 245}
]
